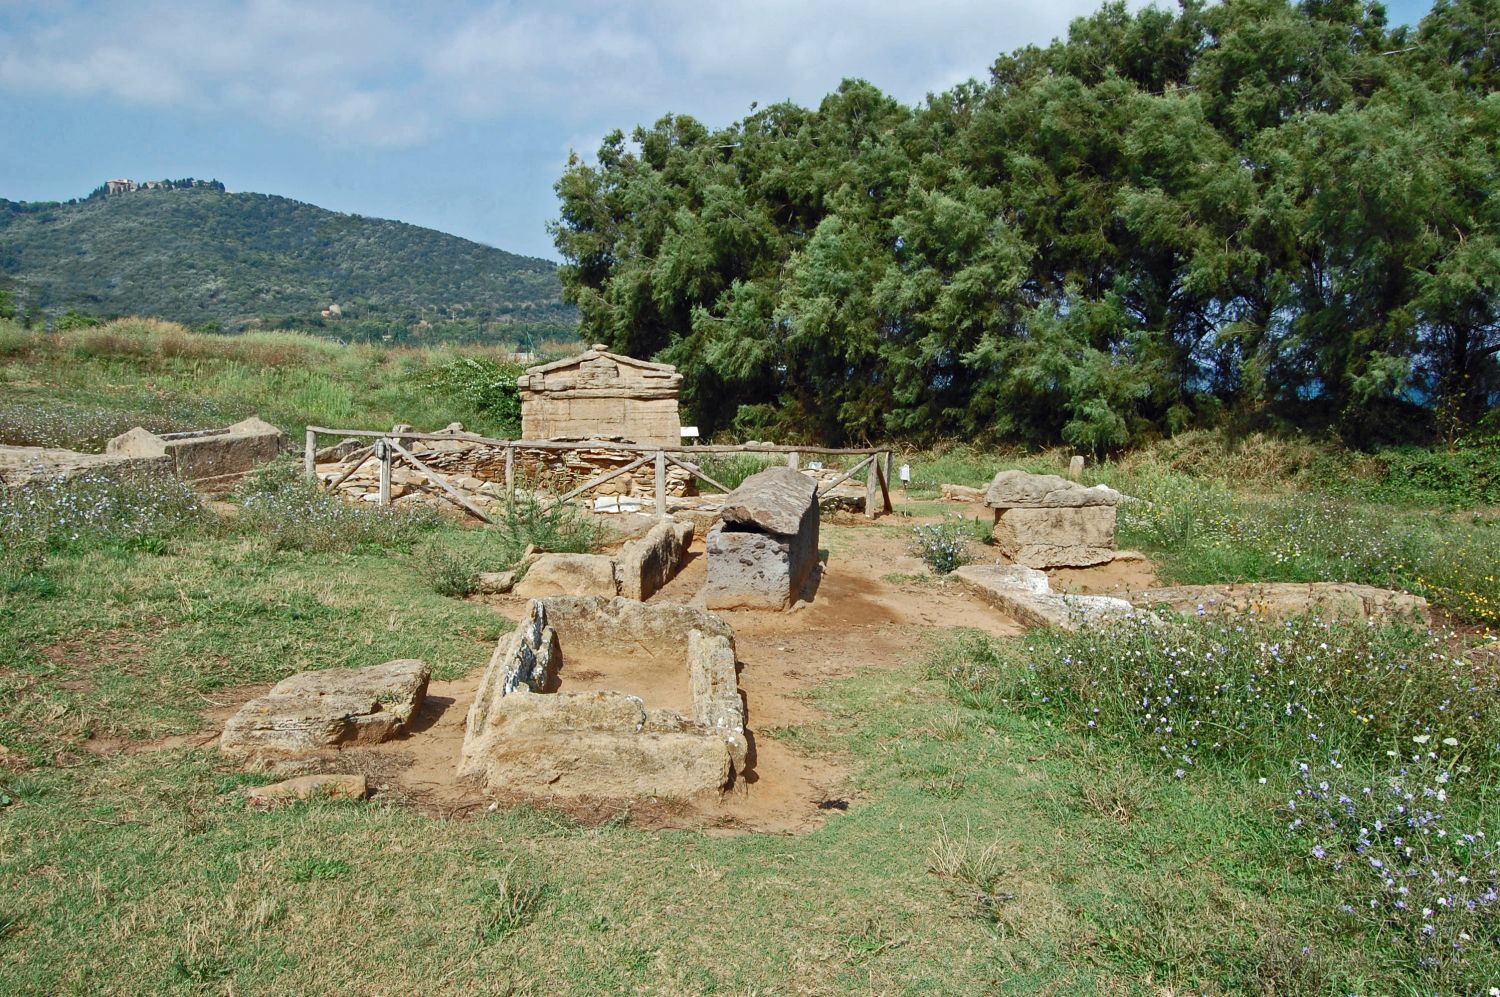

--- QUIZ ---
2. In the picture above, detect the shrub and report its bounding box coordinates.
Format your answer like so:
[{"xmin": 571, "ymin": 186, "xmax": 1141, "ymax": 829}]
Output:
[
  {"xmin": 695, "ymin": 453, "xmax": 782, "ymax": 491},
  {"xmin": 409, "ymin": 488, "xmax": 599, "ymax": 597},
  {"xmin": 410, "ymin": 356, "xmax": 523, "ymax": 438},
  {"xmin": 1286, "ymin": 753, "xmax": 1497, "ymax": 992},
  {"xmin": 908, "ymin": 515, "xmax": 983, "ymax": 574},
  {"xmin": 233, "ymin": 460, "xmax": 439, "ymax": 553},
  {"xmin": 942, "ymin": 615, "xmax": 1500, "ymax": 778}
]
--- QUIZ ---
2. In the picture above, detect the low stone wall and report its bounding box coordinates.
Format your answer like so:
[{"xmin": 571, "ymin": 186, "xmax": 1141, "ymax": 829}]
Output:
[
  {"xmin": 1126, "ymin": 582, "xmax": 1431, "ymax": 624},
  {"xmin": 507, "ymin": 520, "xmax": 695, "ymax": 600},
  {"xmin": 0, "ymin": 445, "xmax": 170, "ymax": 485},
  {"xmin": 460, "ymin": 597, "xmax": 746, "ymax": 798}
]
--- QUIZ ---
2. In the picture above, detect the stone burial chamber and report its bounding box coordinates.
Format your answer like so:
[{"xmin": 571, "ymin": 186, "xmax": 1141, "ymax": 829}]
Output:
[
  {"xmin": 105, "ymin": 416, "xmax": 284, "ymax": 493},
  {"xmin": 703, "ymin": 466, "xmax": 821, "ymax": 610},
  {"xmin": 983, "ymin": 469, "xmax": 1122, "ymax": 568},
  {"xmin": 460, "ymin": 597, "xmax": 748, "ymax": 799}
]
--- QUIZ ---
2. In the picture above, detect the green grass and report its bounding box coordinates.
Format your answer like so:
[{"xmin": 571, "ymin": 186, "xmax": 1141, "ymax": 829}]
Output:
[
  {"xmin": 4, "ymin": 319, "xmax": 1499, "ymax": 994},
  {"xmin": 0, "ymin": 318, "xmax": 541, "ymax": 446}
]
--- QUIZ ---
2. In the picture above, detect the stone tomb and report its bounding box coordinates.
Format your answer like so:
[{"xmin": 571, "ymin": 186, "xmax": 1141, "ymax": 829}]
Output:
[
  {"xmin": 106, "ymin": 416, "xmax": 284, "ymax": 493},
  {"xmin": 517, "ymin": 345, "xmax": 681, "ymax": 447},
  {"xmin": 983, "ymin": 469, "xmax": 1121, "ymax": 568},
  {"xmin": 460, "ymin": 597, "xmax": 747, "ymax": 798},
  {"xmin": 703, "ymin": 466, "xmax": 821, "ymax": 610}
]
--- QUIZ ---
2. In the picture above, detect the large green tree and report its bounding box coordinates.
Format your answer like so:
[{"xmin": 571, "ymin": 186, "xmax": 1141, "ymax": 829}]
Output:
[{"xmin": 553, "ymin": 0, "xmax": 1499, "ymax": 446}]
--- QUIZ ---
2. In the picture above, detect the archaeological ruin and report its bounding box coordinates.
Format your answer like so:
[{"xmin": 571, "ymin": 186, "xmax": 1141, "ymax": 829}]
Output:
[
  {"xmin": 704, "ymin": 466, "xmax": 821, "ymax": 610},
  {"xmin": 982, "ymin": 469, "xmax": 1122, "ymax": 568},
  {"xmin": 518, "ymin": 344, "xmax": 682, "ymax": 446},
  {"xmin": 460, "ymin": 597, "xmax": 747, "ymax": 798}
]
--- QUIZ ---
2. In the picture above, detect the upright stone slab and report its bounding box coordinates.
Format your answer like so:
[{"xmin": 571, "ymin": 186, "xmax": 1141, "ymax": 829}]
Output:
[
  {"xmin": 983, "ymin": 470, "xmax": 1121, "ymax": 568},
  {"xmin": 704, "ymin": 466, "xmax": 820, "ymax": 610}
]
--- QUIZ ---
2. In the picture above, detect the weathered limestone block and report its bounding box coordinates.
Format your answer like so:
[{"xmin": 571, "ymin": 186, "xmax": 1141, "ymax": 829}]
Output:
[
  {"xmin": 1127, "ymin": 582, "xmax": 1430, "ymax": 624},
  {"xmin": 0, "ymin": 445, "xmax": 171, "ymax": 485},
  {"xmin": 687, "ymin": 629, "xmax": 747, "ymax": 770},
  {"xmin": 983, "ymin": 470, "xmax": 1121, "ymax": 509},
  {"xmin": 954, "ymin": 564, "xmax": 1133, "ymax": 631},
  {"xmin": 244, "ymin": 774, "xmax": 369, "ymax": 808},
  {"xmin": 106, "ymin": 416, "xmax": 283, "ymax": 488},
  {"xmin": 220, "ymin": 659, "xmax": 430, "ymax": 757},
  {"xmin": 941, "ymin": 484, "xmax": 984, "ymax": 503},
  {"xmin": 993, "ymin": 506, "xmax": 1117, "ymax": 569},
  {"xmin": 704, "ymin": 528, "xmax": 797, "ymax": 610},
  {"xmin": 615, "ymin": 519, "xmax": 694, "ymax": 601},
  {"xmin": 512, "ymin": 553, "xmax": 620, "ymax": 598},
  {"xmin": 719, "ymin": 465, "xmax": 819, "ymax": 535},
  {"xmin": 540, "ymin": 595, "xmax": 734, "ymax": 644},
  {"xmin": 704, "ymin": 467, "xmax": 820, "ymax": 610}
]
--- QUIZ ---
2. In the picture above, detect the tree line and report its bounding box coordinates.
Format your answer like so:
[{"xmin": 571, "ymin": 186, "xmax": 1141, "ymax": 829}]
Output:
[{"xmin": 551, "ymin": 0, "xmax": 1499, "ymax": 449}]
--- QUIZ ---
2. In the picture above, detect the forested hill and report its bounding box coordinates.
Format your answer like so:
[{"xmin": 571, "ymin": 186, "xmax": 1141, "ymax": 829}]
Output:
[
  {"xmin": 555, "ymin": 0, "xmax": 1500, "ymax": 449},
  {"xmin": 0, "ymin": 185, "xmax": 576, "ymax": 344}
]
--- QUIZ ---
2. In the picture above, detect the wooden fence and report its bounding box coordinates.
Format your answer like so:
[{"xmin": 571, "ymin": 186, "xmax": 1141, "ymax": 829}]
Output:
[{"xmin": 303, "ymin": 426, "xmax": 894, "ymax": 524}]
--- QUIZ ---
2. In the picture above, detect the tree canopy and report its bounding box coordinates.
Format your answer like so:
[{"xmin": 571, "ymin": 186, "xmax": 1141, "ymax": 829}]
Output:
[{"xmin": 552, "ymin": 0, "xmax": 1500, "ymax": 448}]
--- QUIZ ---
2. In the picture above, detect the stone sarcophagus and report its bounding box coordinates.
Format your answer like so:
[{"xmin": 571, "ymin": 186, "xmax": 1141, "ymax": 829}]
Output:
[{"xmin": 517, "ymin": 345, "xmax": 681, "ymax": 446}]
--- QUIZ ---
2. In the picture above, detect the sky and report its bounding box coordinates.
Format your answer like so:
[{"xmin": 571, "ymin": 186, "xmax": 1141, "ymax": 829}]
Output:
[{"xmin": 0, "ymin": 1, "xmax": 1436, "ymax": 262}]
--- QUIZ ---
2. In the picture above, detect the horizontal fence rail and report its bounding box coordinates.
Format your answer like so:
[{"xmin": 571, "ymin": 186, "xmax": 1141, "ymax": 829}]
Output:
[{"xmin": 303, "ymin": 426, "xmax": 894, "ymax": 522}]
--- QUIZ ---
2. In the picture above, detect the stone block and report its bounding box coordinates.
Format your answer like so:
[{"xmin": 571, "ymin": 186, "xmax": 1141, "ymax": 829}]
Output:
[
  {"xmin": 954, "ymin": 564, "xmax": 1133, "ymax": 631},
  {"xmin": 993, "ymin": 506, "xmax": 1117, "ymax": 568},
  {"xmin": 982, "ymin": 469, "xmax": 1120, "ymax": 509},
  {"xmin": 513, "ymin": 553, "xmax": 620, "ymax": 598},
  {"xmin": 615, "ymin": 519, "xmax": 694, "ymax": 601},
  {"xmin": 220, "ymin": 659, "xmax": 429, "ymax": 757}
]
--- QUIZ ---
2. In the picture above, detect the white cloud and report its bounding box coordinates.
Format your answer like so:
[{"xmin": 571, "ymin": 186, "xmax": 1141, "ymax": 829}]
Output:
[{"xmin": 0, "ymin": 0, "xmax": 1138, "ymax": 149}]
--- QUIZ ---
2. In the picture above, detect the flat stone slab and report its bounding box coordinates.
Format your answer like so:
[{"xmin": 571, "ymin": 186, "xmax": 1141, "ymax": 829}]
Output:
[
  {"xmin": 244, "ymin": 774, "xmax": 369, "ymax": 808},
  {"xmin": 221, "ymin": 659, "xmax": 430, "ymax": 757},
  {"xmin": 983, "ymin": 470, "xmax": 1121, "ymax": 509},
  {"xmin": 513, "ymin": 553, "xmax": 619, "ymax": 598},
  {"xmin": 1127, "ymin": 582, "xmax": 1430, "ymax": 623},
  {"xmin": 719, "ymin": 466, "xmax": 819, "ymax": 536},
  {"xmin": 0, "ymin": 446, "xmax": 171, "ymax": 485},
  {"xmin": 954, "ymin": 564, "xmax": 1133, "ymax": 631}
]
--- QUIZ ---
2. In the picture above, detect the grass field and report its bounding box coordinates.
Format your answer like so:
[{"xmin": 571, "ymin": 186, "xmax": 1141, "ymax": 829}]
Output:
[{"xmin": 2, "ymin": 321, "xmax": 1497, "ymax": 994}]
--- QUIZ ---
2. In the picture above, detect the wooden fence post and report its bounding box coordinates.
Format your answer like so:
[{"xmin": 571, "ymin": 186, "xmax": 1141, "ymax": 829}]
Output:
[
  {"xmin": 787, "ymin": 451, "xmax": 800, "ymax": 470},
  {"xmin": 303, "ymin": 428, "xmax": 316, "ymax": 479},
  {"xmin": 655, "ymin": 450, "xmax": 667, "ymax": 519},
  {"xmin": 865, "ymin": 454, "xmax": 880, "ymax": 520},
  {"xmin": 504, "ymin": 445, "xmax": 515, "ymax": 504},
  {"xmin": 378, "ymin": 439, "xmax": 391, "ymax": 507}
]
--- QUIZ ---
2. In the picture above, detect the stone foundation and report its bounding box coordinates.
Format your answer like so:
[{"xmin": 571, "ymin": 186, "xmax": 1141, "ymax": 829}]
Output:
[{"xmin": 460, "ymin": 597, "xmax": 746, "ymax": 798}]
